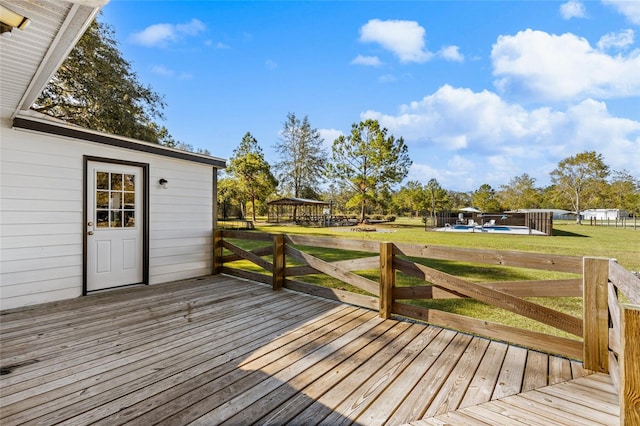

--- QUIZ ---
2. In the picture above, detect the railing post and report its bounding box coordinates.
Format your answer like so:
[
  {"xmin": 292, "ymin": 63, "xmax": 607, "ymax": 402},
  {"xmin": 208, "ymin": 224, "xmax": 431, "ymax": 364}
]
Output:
[
  {"xmin": 583, "ymin": 257, "xmax": 610, "ymax": 372},
  {"xmin": 213, "ymin": 229, "xmax": 223, "ymax": 275},
  {"xmin": 620, "ymin": 304, "xmax": 640, "ymax": 425},
  {"xmin": 379, "ymin": 242, "xmax": 394, "ymax": 319},
  {"xmin": 273, "ymin": 234, "xmax": 285, "ymax": 291}
]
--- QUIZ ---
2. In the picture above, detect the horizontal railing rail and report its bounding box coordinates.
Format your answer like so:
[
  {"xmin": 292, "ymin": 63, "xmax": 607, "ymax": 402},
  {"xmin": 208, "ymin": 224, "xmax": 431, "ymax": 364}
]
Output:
[{"xmin": 213, "ymin": 230, "xmax": 594, "ymax": 360}]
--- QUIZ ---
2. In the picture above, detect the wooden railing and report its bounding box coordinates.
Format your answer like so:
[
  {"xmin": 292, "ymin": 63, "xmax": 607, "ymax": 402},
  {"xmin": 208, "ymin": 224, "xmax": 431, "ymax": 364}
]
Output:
[
  {"xmin": 214, "ymin": 229, "xmax": 640, "ymax": 422},
  {"xmin": 590, "ymin": 258, "xmax": 640, "ymax": 425}
]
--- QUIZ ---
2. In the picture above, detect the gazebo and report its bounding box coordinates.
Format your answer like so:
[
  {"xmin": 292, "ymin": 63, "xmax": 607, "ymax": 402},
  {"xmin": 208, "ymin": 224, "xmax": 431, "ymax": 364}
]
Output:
[{"xmin": 267, "ymin": 197, "xmax": 331, "ymax": 225}]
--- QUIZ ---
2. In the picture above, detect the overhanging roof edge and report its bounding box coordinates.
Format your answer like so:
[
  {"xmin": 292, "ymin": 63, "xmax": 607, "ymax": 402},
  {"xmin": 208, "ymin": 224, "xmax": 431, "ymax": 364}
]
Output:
[{"xmin": 13, "ymin": 114, "xmax": 227, "ymax": 168}]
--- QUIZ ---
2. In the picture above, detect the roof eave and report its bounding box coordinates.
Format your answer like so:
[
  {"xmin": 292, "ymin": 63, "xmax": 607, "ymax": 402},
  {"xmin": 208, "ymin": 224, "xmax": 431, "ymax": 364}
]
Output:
[
  {"xmin": 14, "ymin": 1, "xmax": 107, "ymax": 119},
  {"xmin": 12, "ymin": 113, "xmax": 227, "ymax": 168}
]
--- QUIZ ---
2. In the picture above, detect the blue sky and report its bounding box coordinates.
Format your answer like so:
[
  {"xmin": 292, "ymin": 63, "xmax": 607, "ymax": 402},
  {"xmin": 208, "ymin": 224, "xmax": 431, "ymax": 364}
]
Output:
[{"xmin": 101, "ymin": 0, "xmax": 640, "ymax": 192}]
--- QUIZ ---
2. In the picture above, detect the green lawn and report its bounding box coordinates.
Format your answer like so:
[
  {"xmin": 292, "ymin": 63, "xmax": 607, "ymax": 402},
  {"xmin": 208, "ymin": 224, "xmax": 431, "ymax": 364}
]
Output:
[
  {"xmin": 257, "ymin": 217, "xmax": 640, "ymax": 271},
  {"xmin": 223, "ymin": 218, "xmax": 639, "ymax": 340}
]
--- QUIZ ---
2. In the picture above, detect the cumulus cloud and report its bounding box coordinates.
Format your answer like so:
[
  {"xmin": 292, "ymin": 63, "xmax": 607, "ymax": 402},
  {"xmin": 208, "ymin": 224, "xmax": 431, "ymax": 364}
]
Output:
[
  {"xmin": 438, "ymin": 45, "xmax": 464, "ymax": 62},
  {"xmin": 351, "ymin": 55, "xmax": 383, "ymax": 66},
  {"xmin": 603, "ymin": 0, "xmax": 640, "ymax": 25},
  {"xmin": 130, "ymin": 18, "xmax": 205, "ymax": 47},
  {"xmin": 491, "ymin": 29, "xmax": 640, "ymax": 101},
  {"xmin": 560, "ymin": 1, "xmax": 587, "ymax": 19},
  {"xmin": 318, "ymin": 128, "xmax": 343, "ymax": 150},
  {"xmin": 362, "ymin": 85, "xmax": 556, "ymax": 150},
  {"xmin": 360, "ymin": 85, "xmax": 640, "ymax": 190},
  {"xmin": 359, "ymin": 19, "xmax": 433, "ymax": 63},
  {"xmin": 597, "ymin": 29, "xmax": 635, "ymax": 51}
]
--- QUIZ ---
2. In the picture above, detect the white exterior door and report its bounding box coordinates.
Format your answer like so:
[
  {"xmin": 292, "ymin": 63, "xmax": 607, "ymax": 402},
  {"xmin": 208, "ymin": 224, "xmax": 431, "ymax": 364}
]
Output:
[{"xmin": 87, "ymin": 161, "xmax": 143, "ymax": 291}]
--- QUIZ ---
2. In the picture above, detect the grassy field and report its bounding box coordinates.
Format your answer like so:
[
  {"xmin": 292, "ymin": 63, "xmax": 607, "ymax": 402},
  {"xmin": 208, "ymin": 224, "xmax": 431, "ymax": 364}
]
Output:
[
  {"xmin": 224, "ymin": 218, "xmax": 639, "ymax": 341},
  {"xmin": 256, "ymin": 217, "xmax": 640, "ymax": 271}
]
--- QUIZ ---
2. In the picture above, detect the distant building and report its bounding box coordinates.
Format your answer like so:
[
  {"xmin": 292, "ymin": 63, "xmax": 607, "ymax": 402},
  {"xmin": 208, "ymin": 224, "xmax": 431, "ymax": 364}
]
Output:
[{"xmin": 581, "ymin": 209, "xmax": 629, "ymax": 220}]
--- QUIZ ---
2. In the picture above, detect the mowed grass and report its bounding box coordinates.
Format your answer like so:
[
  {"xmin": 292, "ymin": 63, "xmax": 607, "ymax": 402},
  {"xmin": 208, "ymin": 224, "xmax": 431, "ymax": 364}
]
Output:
[{"xmin": 223, "ymin": 218, "xmax": 640, "ymax": 341}]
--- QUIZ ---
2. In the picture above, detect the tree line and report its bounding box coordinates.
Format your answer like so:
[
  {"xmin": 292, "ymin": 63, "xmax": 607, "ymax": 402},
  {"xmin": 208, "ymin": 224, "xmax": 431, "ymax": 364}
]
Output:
[{"xmin": 220, "ymin": 115, "xmax": 639, "ymax": 225}]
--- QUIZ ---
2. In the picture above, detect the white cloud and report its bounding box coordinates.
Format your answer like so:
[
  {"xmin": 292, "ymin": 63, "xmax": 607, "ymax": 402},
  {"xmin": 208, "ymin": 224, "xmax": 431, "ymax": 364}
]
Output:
[
  {"xmin": 151, "ymin": 65, "xmax": 193, "ymax": 80},
  {"xmin": 597, "ymin": 29, "xmax": 635, "ymax": 51},
  {"xmin": 266, "ymin": 59, "xmax": 278, "ymax": 70},
  {"xmin": 603, "ymin": 0, "xmax": 640, "ymax": 25},
  {"xmin": 560, "ymin": 1, "xmax": 587, "ymax": 20},
  {"xmin": 438, "ymin": 45, "xmax": 464, "ymax": 62},
  {"xmin": 351, "ymin": 55, "xmax": 383, "ymax": 66},
  {"xmin": 130, "ymin": 18, "xmax": 205, "ymax": 47},
  {"xmin": 379, "ymin": 74, "xmax": 397, "ymax": 83},
  {"xmin": 362, "ymin": 85, "xmax": 555, "ymax": 150},
  {"xmin": 176, "ymin": 19, "xmax": 205, "ymax": 36},
  {"xmin": 359, "ymin": 19, "xmax": 433, "ymax": 63},
  {"xmin": 491, "ymin": 29, "xmax": 640, "ymax": 101},
  {"xmin": 151, "ymin": 65, "xmax": 175, "ymax": 76},
  {"xmin": 359, "ymin": 85, "xmax": 640, "ymax": 191},
  {"xmin": 207, "ymin": 41, "xmax": 230, "ymax": 49},
  {"xmin": 318, "ymin": 128, "xmax": 343, "ymax": 150}
]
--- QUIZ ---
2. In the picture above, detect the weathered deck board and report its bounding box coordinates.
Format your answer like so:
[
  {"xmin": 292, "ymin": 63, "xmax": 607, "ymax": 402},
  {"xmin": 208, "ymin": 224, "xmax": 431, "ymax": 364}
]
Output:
[
  {"xmin": 418, "ymin": 374, "xmax": 619, "ymax": 426},
  {"xmin": 0, "ymin": 275, "xmax": 615, "ymax": 425}
]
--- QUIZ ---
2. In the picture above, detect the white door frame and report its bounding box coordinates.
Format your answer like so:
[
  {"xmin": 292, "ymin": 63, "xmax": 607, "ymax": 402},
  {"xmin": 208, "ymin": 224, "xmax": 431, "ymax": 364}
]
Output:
[{"xmin": 83, "ymin": 156, "xmax": 149, "ymax": 294}]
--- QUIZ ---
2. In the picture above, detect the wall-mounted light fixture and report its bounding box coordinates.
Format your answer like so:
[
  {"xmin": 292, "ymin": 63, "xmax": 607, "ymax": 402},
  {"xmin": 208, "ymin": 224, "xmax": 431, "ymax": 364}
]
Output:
[
  {"xmin": 159, "ymin": 178, "xmax": 169, "ymax": 189},
  {"xmin": 0, "ymin": 4, "xmax": 31, "ymax": 36}
]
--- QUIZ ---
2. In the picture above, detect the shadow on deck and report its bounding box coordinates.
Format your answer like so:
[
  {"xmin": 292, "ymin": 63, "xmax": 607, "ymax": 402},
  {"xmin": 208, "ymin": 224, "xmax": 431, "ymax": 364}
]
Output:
[{"xmin": 0, "ymin": 275, "xmax": 619, "ymax": 425}]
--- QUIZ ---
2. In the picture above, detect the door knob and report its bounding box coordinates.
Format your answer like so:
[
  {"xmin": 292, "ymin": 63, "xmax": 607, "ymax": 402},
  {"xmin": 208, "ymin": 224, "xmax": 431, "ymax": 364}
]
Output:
[
  {"xmin": 87, "ymin": 222, "xmax": 93, "ymax": 226},
  {"xmin": 88, "ymin": 231, "xmax": 94, "ymax": 235}
]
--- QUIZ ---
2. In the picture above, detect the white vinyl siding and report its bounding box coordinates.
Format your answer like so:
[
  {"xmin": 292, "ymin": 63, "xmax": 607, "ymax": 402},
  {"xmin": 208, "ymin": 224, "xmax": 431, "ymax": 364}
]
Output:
[
  {"xmin": 0, "ymin": 124, "xmax": 215, "ymax": 311},
  {"xmin": 149, "ymin": 163, "xmax": 213, "ymax": 284}
]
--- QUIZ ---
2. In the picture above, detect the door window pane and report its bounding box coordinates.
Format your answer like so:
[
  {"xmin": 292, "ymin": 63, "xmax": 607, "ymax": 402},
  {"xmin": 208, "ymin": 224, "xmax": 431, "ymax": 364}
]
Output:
[
  {"xmin": 96, "ymin": 191, "xmax": 109, "ymax": 209},
  {"xmin": 124, "ymin": 211, "xmax": 135, "ymax": 227},
  {"xmin": 96, "ymin": 210, "xmax": 109, "ymax": 227},
  {"xmin": 124, "ymin": 192, "xmax": 135, "ymax": 209},
  {"xmin": 111, "ymin": 173, "xmax": 123, "ymax": 191},
  {"xmin": 110, "ymin": 192, "xmax": 122, "ymax": 209},
  {"xmin": 124, "ymin": 174, "xmax": 135, "ymax": 191},
  {"xmin": 110, "ymin": 211, "xmax": 122, "ymax": 228},
  {"xmin": 96, "ymin": 172, "xmax": 109, "ymax": 190}
]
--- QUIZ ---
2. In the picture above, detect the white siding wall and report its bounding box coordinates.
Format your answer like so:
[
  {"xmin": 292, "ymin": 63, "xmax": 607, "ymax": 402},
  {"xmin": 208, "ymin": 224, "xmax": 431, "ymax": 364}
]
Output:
[{"xmin": 0, "ymin": 123, "xmax": 214, "ymax": 310}]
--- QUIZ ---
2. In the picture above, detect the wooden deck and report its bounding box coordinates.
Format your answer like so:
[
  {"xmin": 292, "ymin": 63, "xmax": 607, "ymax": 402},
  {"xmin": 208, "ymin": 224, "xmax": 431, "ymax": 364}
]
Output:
[{"xmin": 0, "ymin": 275, "xmax": 619, "ymax": 425}]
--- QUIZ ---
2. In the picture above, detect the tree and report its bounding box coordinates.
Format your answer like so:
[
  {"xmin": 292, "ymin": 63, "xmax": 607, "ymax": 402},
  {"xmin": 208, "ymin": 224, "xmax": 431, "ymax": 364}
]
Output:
[
  {"xmin": 472, "ymin": 184, "xmax": 502, "ymax": 212},
  {"xmin": 217, "ymin": 175, "xmax": 241, "ymax": 220},
  {"xmin": 425, "ymin": 179, "xmax": 450, "ymax": 224},
  {"xmin": 274, "ymin": 113, "xmax": 326, "ymax": 220},
  {"xmin": 32, "ymin": 16, "xmax": 174, "ymax": 145},
  {"xmin": 226, "ymin": 133, "xmax": 277, "ymax": 222},
  {"xmin": 550, "ymin": 151, "xmax": 609, "ymax": 224},
  {"xmin": 498, "ymin": 173, "xmax": 542, "ymax": 211},
  {"xmin": 447, "ymin": 190, "xmax": 473, "ymax": 211},
  {"xmin": 275, "ymin": 113, "xmax": 327, "ymax": 198},
  {"xmin": 608, "ymin": 170, "xmax": 640, "ymax": 215},
  {"xmin": 321, "ymin": 182, "xmax": 353, "ymax": 217},
  {"xmin": 394, "ymin": 181, "xmax": 425, "ymax": 217},
  {"xmin": 327, "ymin": 119, "xmax": 411, "ymax": 223}
]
